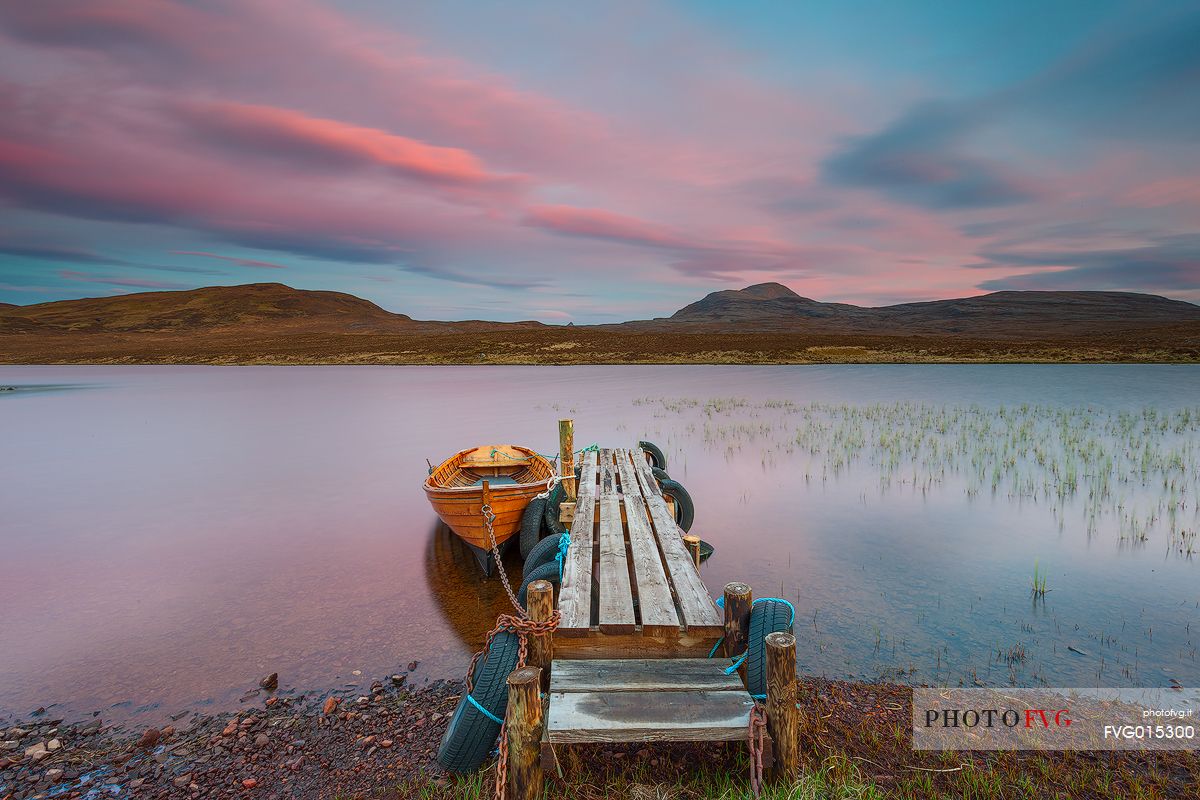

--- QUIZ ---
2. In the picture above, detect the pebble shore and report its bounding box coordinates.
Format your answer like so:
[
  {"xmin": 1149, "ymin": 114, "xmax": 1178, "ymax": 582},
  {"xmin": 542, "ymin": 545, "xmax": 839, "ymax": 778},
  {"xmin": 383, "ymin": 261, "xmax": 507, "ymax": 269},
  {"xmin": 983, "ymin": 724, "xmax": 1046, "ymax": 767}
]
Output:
[{"xmin": 0, "ymin": 668, "xmax": 463, "ymax": 800}]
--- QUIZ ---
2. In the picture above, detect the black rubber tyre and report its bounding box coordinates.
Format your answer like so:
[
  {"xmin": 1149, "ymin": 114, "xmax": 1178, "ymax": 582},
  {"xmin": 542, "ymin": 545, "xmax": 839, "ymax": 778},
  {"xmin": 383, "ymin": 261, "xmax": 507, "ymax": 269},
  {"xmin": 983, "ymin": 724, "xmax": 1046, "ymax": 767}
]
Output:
[
  {"xmin": 660, "ymin": 478, "xmax": 695, "ymax": 532},
  {"xmin": 542, "ymin": 487, "xmax": 567, "ymax": 537},
  {"xmin": 639, "ymin": 441, "xmax": 667, "ymax": 470},
  {"xmin": 745, "ymin": 600, "xmax": 794, "ymax": 698},
  {"xmin": 518, "ymin": 560, "xmax": 561, "ymax": 608},
  {"xmin": 518, "ymin": 498, "xmax": 547, "ymax": 560},
  {"xmin": 435, "ymin": 630, "xmax": 521, "ymax": 773},
  {"xmin": 651, "ymin": 465, "xmax": 671, "ymax": 483},
  {"xmin": 523, "ymin": 533, "xmax": 563, "ymax": 578}
]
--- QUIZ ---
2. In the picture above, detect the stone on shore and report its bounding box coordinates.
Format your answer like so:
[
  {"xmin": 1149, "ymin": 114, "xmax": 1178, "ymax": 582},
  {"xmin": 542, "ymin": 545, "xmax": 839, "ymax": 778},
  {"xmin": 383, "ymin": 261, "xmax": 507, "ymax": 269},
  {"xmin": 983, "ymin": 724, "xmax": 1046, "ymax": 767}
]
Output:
[{"xmin": 136, "ymin": 727, "xmax": 161, "ymax": 749}]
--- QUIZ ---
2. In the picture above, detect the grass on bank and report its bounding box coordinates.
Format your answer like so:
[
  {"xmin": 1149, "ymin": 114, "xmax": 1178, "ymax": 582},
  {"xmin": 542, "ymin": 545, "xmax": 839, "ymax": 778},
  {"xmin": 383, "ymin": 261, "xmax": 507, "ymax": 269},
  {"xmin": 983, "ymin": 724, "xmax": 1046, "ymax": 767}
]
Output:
[{"xmin": 384, "ymin": 679, "xmax": 1195, "ymax": 800}]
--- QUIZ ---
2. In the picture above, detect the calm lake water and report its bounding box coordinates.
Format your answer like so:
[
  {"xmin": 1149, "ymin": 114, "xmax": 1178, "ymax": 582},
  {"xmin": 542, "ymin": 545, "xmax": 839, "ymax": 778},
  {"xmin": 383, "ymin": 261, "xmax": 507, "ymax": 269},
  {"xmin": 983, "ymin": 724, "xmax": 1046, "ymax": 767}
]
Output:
[{"xmin": 1, "ymin": 365, "xmax": 1198, "ymax": 724}]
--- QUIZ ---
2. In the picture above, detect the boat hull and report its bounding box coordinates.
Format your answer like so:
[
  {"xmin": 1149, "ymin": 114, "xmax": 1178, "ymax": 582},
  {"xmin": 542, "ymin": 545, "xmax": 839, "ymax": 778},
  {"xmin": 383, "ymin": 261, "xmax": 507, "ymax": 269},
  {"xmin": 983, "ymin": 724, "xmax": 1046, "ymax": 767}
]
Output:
[
  {"xmin": 423, "ymin": 482, "xmax": 542, "ymax": 549},
  {"xmin": 423, "ymin": 444, "xmax": 555, "ymax": 554}
]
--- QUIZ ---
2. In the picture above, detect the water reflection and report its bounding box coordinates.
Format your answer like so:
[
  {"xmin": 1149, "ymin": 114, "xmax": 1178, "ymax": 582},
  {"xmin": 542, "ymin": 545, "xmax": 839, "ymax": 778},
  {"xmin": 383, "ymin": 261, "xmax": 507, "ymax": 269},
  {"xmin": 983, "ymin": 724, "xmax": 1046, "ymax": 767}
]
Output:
[
  {"xmin": 0, "ymin": 365, "xmax": 1197, "ymax": 725},
  {"xmin": 422, "ymin": 520, "xmax": 525, "ymax": 654}
]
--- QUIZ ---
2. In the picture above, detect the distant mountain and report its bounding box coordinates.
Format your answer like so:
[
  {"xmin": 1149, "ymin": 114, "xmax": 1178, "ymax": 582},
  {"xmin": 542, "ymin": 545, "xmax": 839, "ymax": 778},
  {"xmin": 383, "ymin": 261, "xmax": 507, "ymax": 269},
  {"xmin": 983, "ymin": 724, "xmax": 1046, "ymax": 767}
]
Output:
[
  {"xmin": 670, "ymin": 282, "xmax": 863, "ymax": 324},
  {"xmin": 659, "ymin": 282, "xmax": 1200, "ymax": 337},
  {"xmin": 2, "ymin": 281, "xmax": 1198, "ymax": 348},
  {"xmin": 0, "ymin": 283, "xmax": 417, "ymax": 334}
]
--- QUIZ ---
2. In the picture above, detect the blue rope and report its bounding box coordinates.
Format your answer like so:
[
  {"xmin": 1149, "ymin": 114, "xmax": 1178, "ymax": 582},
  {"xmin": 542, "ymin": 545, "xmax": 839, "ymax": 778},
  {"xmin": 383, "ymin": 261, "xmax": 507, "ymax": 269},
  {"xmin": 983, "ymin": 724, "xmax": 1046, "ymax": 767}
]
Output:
[
  {"xmin": 554, "ymin": 532, "xmax": 570, "ymax": 580},
  {"xmin": 724, "ymin": 652, "xmax": 748, "ymax": 675},
  {"xmin": 466, "ymin": 693, "xmax": 503, "ymax": 725},
  {"xmin": 709, "ymin": 596, "xmax": 726, "ymax": 657}
]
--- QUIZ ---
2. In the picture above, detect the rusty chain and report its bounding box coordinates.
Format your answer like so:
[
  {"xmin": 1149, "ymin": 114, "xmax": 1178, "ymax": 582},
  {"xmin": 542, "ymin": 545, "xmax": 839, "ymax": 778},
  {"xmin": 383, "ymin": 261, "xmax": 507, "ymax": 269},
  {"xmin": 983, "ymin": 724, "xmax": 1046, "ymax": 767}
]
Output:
[
  {"xmin": 473, "ymin": 471, "xmax": 566, "ymax": 799},
  {"xmin": 748, "ymin": 702, "xmax": 768, "ymax": 796},
  {"xmin": 481, "ymin": 503, "xmax": 525, "ymax": 617},
  {"xmin": 464, "ymin": 580, "xmax": 560, "ymax": 800}
]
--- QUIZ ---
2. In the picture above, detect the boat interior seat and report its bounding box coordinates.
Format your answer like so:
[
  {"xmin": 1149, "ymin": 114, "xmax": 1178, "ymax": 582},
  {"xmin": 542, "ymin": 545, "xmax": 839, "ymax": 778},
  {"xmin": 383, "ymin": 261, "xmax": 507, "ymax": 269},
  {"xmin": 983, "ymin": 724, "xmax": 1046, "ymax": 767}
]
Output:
[{"xmin": 469, "ymin": 474, "xmax": 519, "ymax": 487}]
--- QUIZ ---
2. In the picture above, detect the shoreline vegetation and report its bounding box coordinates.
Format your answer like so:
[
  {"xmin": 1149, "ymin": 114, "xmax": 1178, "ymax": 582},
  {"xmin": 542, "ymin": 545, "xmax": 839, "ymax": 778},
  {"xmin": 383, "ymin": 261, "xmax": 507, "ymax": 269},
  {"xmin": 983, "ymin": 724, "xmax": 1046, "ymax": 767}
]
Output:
[
  {"xmin": 1, "ymin": 672, "xmax": 1195, "ymax": 800},
  {"xmin": 3, "ymin": 329, "xmax": 1200, "ymax": 366}
]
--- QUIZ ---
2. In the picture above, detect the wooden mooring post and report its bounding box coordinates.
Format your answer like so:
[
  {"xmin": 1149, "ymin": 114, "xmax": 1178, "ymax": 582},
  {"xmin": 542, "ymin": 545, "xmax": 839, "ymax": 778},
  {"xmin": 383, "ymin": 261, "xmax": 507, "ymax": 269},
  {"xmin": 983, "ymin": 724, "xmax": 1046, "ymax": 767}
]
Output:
[
  {"xmin": 505, "ymin": 666, "xmax": 543, "ymax": 800},
  {"xmin": 765, "ymin": 632, "xmax": 800, "ymax": 783},
  {"xmin": 683, "ymin": 534, "xmax": 702, "ymax": 569},
  {"xmin": 558, "ymin": 418, "xmax": 577, "ymax": 523},
  {"xmin": 526, "ymin": 580, "xmax": 554, "ymax": 690},
  {"xmin": 723, "ymin": 582, "xmax": 752, "ymax": 681}
]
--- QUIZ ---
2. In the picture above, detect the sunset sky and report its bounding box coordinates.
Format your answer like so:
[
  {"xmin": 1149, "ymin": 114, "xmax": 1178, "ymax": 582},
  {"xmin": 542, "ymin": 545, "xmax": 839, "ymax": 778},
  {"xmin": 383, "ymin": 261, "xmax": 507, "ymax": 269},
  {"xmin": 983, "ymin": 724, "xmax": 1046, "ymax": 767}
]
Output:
[{"xmin": 1, "ymin": 1, "xmax": 1197, "ymax": 322}]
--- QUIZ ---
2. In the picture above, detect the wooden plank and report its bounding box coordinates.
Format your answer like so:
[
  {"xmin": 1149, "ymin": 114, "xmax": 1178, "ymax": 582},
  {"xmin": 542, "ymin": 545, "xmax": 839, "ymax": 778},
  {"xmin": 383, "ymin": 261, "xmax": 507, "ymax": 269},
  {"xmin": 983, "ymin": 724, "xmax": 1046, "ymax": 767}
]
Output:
[
  {"xmin": 542, "ymin": 714, "xmax": 773, "ymax": 770},
  {"xmin": 550, "ymin": 659, "xmax": 743, "ymax": 693},
  {"xmin": 631, "ymin": 454, "xmax": 722, "ymax": 630},
  {"xmin": 597, "ymin": 492, "xmax": 635, "ymax": 632},
  {"xmin": 598, "ymin": 448, "xmax": 617, "ymax": 497},
  {"xmin": 557, "ymin": 449, "xmax": 597, "ymax": 631},
  {"xmin": 546, "ymin": 689, "xmax": 755, "ymax": 743},
  {"xmin": 613, "ymin": 449, "xmax": 680, "ymax": 635},
  {"xmin": 553, "ymin": 630, "xmax": 721, "ymax": 658}
]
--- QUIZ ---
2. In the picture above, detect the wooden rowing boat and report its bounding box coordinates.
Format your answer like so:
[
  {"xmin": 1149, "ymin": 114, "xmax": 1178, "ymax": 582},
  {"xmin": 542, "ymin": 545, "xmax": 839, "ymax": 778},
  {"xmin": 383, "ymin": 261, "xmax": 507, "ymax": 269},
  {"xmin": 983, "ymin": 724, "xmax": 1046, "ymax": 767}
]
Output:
[{"xmin": 424, "ymin": 445, "xmax": 555, "ymax": 574}]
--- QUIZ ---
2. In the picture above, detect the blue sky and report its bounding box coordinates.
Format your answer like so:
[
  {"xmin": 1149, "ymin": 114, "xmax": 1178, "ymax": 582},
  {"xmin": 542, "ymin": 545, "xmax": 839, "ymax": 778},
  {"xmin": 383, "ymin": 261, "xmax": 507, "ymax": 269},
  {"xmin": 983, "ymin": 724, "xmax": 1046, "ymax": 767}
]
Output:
[{"xmin": 0, "ymin": 1, "xmax": 1196, "ymax": 321}]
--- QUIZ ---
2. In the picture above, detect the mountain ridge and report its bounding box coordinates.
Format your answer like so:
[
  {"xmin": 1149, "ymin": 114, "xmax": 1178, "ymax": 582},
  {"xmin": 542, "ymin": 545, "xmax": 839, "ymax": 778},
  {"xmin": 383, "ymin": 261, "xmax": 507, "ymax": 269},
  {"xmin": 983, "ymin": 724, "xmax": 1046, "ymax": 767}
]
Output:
[
  {"xmin": 654, "ymin": 282, "xmax": 1200, "ymax": 336},
  {"xmin": 2, "ymin": 281, "xmax": 1198, "ymax": 341}
]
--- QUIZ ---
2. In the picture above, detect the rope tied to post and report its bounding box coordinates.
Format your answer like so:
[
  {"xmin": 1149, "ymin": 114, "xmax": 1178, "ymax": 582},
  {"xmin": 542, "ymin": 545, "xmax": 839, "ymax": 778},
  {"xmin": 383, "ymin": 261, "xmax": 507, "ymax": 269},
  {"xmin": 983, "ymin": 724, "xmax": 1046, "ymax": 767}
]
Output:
[{"xmin": 748, "ymin": 702, "xmax": 768, "ymax": 797}]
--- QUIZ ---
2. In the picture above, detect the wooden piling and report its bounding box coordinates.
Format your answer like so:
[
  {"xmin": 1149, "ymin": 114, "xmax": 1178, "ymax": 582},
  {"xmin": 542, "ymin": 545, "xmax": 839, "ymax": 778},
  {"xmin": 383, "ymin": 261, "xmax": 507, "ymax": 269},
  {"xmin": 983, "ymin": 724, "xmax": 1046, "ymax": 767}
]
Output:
[
  {"xmin": 723, "ymin": 582, "xmax": 752, "ymax": 683},
  {"xmin": 683, "ymin": 535, "xmax": 702, "ymax": 569},
  {"xmin": 559, "ymin": 418, "xmax": 577, "ymax": 501},
  {"xmin": 765, "ymin": 632, "xmax": 799, "ymax": 783},
  {"xmin": 505, "ymin": 666, "xmax": 543, "ymax": 800},
  {"xmin": 526, "ymin": 580, "xmax": 555, "ymax": 690}
]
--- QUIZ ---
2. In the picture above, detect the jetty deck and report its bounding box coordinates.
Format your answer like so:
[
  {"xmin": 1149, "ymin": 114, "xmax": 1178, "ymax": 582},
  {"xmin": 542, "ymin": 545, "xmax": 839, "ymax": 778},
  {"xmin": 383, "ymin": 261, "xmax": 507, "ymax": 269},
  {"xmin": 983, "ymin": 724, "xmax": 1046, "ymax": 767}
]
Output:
[
  {"xmin": 555, "ymin": 446, "xmax": 724, "ymax": 657},
  {"xmin": 499, "ymin": 422, "xmax": 798, "ymax": 799}
]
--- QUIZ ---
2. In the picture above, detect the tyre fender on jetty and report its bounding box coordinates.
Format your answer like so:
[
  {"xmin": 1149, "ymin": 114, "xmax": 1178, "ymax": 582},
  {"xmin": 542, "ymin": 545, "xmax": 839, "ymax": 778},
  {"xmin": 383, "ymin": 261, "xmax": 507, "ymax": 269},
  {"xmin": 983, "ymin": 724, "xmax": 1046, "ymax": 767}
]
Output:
[
  {"xmin": 638, "ymin": 440, "xmax": 668, "ymax": 470},
  {"xmin": 435, "ymin": 630, "xmax": 522, "ymax": 773}
]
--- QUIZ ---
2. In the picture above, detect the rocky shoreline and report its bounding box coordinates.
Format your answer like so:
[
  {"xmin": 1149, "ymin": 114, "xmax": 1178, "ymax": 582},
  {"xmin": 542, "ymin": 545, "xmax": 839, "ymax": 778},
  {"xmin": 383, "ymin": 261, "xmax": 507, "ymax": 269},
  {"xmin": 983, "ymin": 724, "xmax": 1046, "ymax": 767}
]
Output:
[
  {"xmin": 5, "ymin": 671, "xmax": 1198, "ymax": 800},
  {"xmin": 0, "ymin": 667, "xmax": 463, "ymax": 800}
]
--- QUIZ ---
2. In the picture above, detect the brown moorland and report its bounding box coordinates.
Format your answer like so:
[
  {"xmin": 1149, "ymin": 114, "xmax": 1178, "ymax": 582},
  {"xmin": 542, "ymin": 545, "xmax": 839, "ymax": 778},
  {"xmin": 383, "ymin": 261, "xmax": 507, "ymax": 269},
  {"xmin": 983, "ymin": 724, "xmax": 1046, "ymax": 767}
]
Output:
[{"xmin": 2, "ymin": 282, "xmax": 1199, "ymax": 364}]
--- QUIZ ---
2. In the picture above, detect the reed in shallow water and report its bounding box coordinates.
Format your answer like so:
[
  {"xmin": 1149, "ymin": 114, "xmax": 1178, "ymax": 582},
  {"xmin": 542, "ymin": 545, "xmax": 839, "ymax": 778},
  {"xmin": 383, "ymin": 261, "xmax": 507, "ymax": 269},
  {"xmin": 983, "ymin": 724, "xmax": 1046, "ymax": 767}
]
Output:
[{"xmin": 637, "ymin": 396, "xmax": 1200, "ymax": 553}]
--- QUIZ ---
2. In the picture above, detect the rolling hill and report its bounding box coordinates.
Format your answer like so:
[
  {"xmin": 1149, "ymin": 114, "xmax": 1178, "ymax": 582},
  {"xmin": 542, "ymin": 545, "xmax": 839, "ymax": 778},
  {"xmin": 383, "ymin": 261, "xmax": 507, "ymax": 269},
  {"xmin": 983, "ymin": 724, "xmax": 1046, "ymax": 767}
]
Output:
[
  {"xmin": 656, "ymin": 283, "xmax": 1200, "ymax": 337},
  {"xmin": 1, "ymin": 281, "xmax": 1198, "ymax": 364},
  {"xmin": 0, "ymin": 283, "xmax": 415, "ymax": 334}
]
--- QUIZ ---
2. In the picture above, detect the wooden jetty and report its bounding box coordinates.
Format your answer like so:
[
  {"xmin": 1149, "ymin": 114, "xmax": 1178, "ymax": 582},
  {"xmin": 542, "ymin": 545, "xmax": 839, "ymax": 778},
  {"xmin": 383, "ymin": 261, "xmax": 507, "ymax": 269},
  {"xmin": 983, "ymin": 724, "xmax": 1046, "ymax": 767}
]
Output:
[
  {"xmin": 556, "ymin": 446, "xmax": 725, "ymax": 657},
  {"xmin": 501, "ymin": 421, "xmax": 800, "ymax": 799}
]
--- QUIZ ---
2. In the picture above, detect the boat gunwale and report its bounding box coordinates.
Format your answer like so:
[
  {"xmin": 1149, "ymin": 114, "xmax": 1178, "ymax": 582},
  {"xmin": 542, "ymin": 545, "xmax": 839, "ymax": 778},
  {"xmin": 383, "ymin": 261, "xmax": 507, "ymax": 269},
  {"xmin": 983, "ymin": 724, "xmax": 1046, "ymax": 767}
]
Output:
[{"xmin": 423, "ymin": 444, "xmax": 555, "ymax": 496}]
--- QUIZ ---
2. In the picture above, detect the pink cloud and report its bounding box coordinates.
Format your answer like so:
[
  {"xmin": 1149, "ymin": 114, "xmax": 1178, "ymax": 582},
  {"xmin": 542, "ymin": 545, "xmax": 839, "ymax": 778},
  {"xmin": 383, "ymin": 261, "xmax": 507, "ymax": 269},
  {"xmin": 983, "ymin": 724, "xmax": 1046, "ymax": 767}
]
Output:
[
  {"xmin": 3, "ymin": 0, "xmax": 1193, "ymax": 315},
  {"xmin": 524, "ymin": 205, "xmax": 687, "ymax": 250},
  {"xmin": 57, "ymin": 269, "xmax": 187, "ymax": 290},
  {"xmin": 178, "ymin": 100, "xmax": 525, "ymax": 190},
  {"xmin": 169, "ymin": 251, "xmax": 288, "ymax": 270},
  {"xmin": 1122, "ymin": 177, "xmax": 1200, "ymax": 209},
  {"xmin": 525, "ymin": 204, "xmax": 884, "ymax": 282}
]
